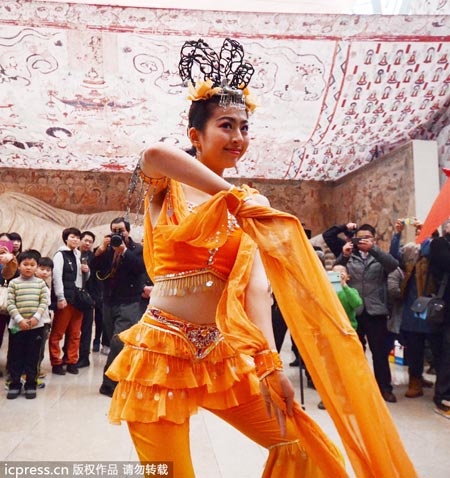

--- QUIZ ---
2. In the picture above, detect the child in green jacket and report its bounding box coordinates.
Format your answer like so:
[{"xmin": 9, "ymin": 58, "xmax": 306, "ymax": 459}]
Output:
[{"xmin": 332, "ymin": 264, "xmax": 362, "ymax": 330}]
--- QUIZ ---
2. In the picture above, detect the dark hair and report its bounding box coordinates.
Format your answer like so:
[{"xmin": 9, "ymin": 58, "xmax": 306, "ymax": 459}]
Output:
[
  {"xmin": 332, "ymin": 262, "xmax": 347, "ymax": 271},
  {"xmin": 188, "ymin": 96, "xmax": 221, "ymax": 130},
  {"xmin": 38, "ymin": 256, "xmax": 54, "ymax": 270},
  {"xmin": 17, "ymin": 249, "xmax": 41, "ymax": 264},
  {"xmin": 81, "ymin": 231, "xmax": 96, "ymax": 242},
  {"xmin": 357, "ymin": 224, "xmax": 376, "ymax": 237},
  {"xmin": 7, "ymin": 232, "xmax": 23, "ymax": 254},
  {"xmin": 110, "ymin": 217, "xmax": 130, "ymax": 233},
  {"xmin": 62, "ymin": 227, "xmax": 81, "ymax": 244}
]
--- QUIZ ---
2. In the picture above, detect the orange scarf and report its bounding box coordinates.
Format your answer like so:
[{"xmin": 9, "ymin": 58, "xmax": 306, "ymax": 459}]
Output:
[{"xmin": 143, "ymin": 181, "xmax": 417, "ymax": 478}]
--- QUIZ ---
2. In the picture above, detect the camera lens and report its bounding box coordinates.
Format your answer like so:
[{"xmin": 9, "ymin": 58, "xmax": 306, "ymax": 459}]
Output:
[{"xmin": 110, "ymin": 233, "xmax": 123, "ymax": 247}]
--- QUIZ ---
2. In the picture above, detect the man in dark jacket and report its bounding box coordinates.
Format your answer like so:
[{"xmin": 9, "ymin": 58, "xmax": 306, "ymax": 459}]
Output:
[
  {"xmin": 336, "ymin": 223, "xmax": 399, "ymax": 402},
  {"xmin": 91, "ymin": 217, "xmax": 149, "ymax": 397},
  {"xmin": 429, "ymin": 219, "xmax": 450, "ymax": 419}
]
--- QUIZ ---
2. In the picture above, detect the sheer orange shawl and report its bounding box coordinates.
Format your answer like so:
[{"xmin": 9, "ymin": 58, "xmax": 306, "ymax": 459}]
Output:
[{"xmin": 143, "ymin": 181, "xmax": 417, "ymax": 478}]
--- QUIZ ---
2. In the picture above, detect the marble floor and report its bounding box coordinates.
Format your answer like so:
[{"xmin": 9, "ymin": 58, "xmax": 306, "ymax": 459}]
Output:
[{"xmin": 0, "ymin": 336, "xmax": 449, "ymax": 478}]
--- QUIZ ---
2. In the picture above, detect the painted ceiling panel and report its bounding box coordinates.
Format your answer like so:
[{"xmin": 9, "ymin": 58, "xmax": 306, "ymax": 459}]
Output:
[{"xmin": 0, "ymin": 1, "xmax": 450, "ymax": 180}]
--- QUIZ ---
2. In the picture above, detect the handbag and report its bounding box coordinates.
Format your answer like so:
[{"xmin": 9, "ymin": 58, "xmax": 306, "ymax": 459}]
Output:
[
  {"xmin": 73, "ymin": 253, "xmax": 94, "ymax": 312},
  {"xmin": 410, "ymin": 296, "xmax": 446, "ymax": 324},
  {"xmin": 74, "ymin": 287, "xmax": 94, "ymax": 312},
  {"xmin": 0, "ymin": 283, "xmax": 8, "ymax": 314},
  {"xmin": 411, "ymin": 271, "xmax": 448, "ymax": 325}
]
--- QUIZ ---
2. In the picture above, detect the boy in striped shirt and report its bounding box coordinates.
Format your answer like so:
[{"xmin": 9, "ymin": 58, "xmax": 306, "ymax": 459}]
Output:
[{"xmin": 6, "ymin": 250, "xmax": 48, "ymax": 399}]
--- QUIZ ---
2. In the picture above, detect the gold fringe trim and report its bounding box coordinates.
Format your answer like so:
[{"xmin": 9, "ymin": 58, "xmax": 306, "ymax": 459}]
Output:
[{"xmin": 152, "ymin": 270, "xmax": 226, "ymax": 297}]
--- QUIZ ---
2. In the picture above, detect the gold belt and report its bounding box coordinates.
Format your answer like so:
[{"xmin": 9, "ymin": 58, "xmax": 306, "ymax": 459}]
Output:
[{"xmin": 143, "ymin": 307, "xmax": 223, "ymax": 359}]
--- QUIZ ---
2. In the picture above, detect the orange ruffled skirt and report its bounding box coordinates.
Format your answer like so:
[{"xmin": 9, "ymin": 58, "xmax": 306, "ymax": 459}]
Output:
[
  {"xmin": 107, "ymin": 307, "xmax": 260, "ymax": 425},
  {"xmin": 107, "ymin": 307, "xmax": 330, "ymax": 478}
]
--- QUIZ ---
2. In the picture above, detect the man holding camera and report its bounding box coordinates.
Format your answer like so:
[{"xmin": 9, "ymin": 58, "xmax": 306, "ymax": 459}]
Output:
[
  {"xmin": 91, "ymin": 217, "xmax": 149, "ymax": 397},
  {"xmin": 335, "ymin": 224, "xmax": 399, "ymax": 403}
]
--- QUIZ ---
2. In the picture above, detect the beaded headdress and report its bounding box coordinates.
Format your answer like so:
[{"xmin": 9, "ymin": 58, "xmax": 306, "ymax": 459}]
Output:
[{"xmin": 178, "ymin": 38, "xmax": 257, "ymax": 112}]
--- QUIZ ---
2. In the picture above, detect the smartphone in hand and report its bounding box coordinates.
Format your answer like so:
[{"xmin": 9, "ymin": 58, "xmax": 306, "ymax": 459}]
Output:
[
  {"xmin": 0, "ymin": 240, "xmax": 14, "ymax": 253},
  {"xmin": 327, "ymin": 271, "xmax": 343, "ymax": 293}
]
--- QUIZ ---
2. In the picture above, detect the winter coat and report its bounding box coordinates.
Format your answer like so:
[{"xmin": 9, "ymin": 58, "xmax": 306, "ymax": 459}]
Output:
[{"xmin": 336, "ymin": 245, "xmax": 399, "ymax": 316}]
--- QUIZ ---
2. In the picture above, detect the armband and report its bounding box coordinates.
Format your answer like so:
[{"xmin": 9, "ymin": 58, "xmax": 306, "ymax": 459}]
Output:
[
  {"xmin": 254, "ymin": 349, "xmax": 283, "ymax": 381},
  {"xmin": 127, "ymin": 154, "xmax": 169, "ymax": 211},
  {"xmin": 138, "ymin": 169, "xmax": 169, "ymax": 187}
]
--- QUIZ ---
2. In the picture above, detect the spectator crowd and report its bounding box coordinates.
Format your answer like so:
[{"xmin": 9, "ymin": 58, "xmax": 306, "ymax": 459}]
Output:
[{"xmin": 0, "ymin": 217, "xmax": 151, "ymax": 399}]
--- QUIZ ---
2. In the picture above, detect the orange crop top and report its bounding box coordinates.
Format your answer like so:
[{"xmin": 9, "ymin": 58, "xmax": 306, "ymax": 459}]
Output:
[{"xmin": 151, "ymin": 196, "xmax": 243, "ymax": 296}]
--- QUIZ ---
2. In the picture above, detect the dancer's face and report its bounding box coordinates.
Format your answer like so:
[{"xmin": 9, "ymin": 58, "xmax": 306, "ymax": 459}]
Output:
[{"xmin": 190, "ymin": 105, "xmax": 249, "ymax": 177}]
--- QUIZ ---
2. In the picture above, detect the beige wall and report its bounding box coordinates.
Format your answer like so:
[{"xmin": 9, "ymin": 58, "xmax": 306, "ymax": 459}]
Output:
[{"xmin": 412, "ymin": 140, "xmax": 440, "ymax": 230}]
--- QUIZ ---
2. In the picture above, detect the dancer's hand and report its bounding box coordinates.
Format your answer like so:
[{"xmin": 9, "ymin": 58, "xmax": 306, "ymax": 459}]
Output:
[{"xmin": 260, "ymin": 371, "xmax": 295, "ymax": 437}]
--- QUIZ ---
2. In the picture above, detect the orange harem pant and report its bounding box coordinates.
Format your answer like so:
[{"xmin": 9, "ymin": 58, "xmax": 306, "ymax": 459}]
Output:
[
  {"xmin": 107, "ymin": 308, "xmax": 326, "ymax": 478},
  {"xmin": 49, "ymin": 303, "xmax": 83, "ymax": 366}
]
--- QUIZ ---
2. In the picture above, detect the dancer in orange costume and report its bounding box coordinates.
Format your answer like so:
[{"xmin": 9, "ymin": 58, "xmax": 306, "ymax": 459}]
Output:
[{"xmin": 107, "ymin": 38, "xmax": 417, "ymax": 478}]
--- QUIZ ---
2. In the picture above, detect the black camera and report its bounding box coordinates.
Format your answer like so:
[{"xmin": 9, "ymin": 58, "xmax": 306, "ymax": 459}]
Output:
[
  {"xmin": 110, "ymin": 229, "xmax": 124, "ymax": 247},
  {"xmin": 351, "ymin": 237, "xmax": 361, "ymax": 246}
]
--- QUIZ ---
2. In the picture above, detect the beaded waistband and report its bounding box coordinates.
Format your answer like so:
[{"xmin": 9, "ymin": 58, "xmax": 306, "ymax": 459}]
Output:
[{"xmin": 143, "ymin": 307, "xmax": 223, "ymax": 359}]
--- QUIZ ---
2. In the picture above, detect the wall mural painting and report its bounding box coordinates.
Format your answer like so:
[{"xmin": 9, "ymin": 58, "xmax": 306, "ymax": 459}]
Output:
[{"xmin": 0, "ymin": 1, "xmax": 450, "ymax": 181}]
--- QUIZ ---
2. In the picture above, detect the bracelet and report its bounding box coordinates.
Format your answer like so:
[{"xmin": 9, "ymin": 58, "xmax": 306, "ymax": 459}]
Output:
[
  {"xmin": 226, "ymin": 186, "xmax": 253, "ymax": 215},
  {"xmin": 254, "ymin": 349, "xmax": 283, "ymax": 381}
]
